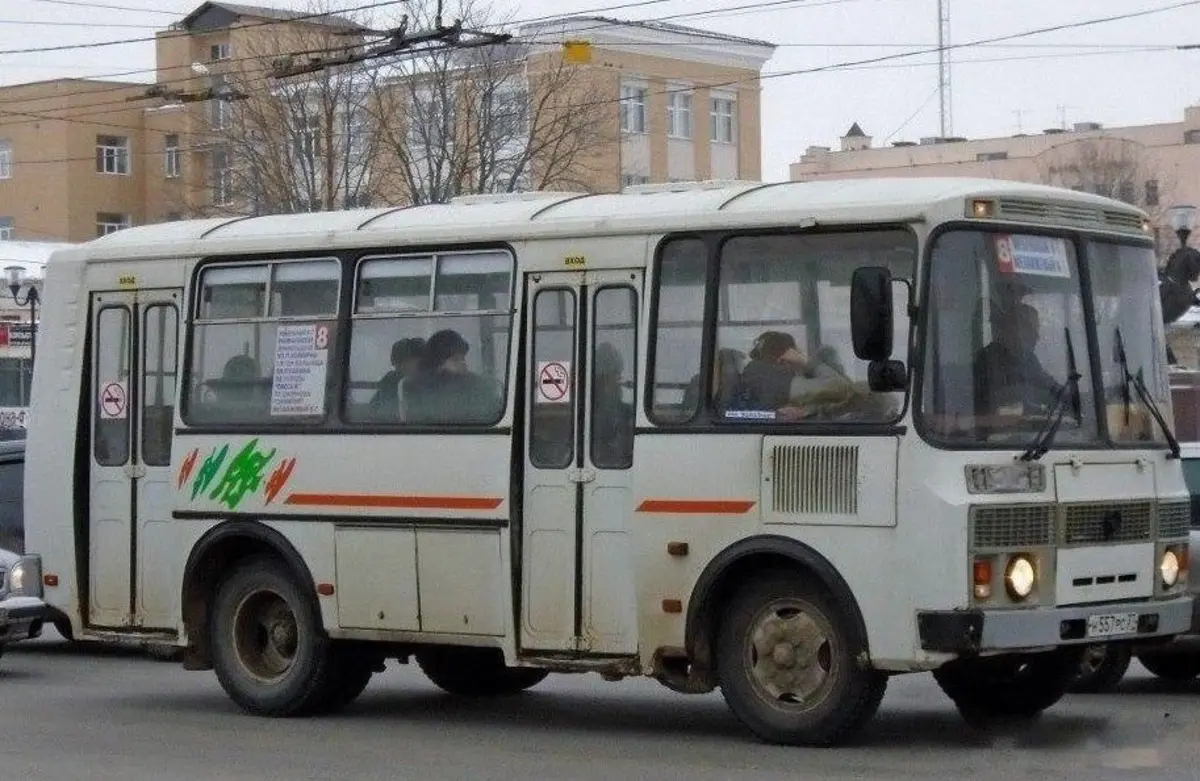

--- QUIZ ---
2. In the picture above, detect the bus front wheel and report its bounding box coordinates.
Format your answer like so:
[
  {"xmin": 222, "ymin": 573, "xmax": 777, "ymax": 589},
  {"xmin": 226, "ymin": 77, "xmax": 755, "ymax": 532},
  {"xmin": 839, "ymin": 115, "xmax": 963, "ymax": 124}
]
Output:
[
  {"xmin": 715, "ymin": 571, "xmax": 887, "ymax": 747},
  {"xmin": 933, "ymin": 648, "xmax": 1080, "ymax": 727},
  {"xmin": 417, "ymin": 647, "xmax": 548, "ymax": 696},
  {"xmin": 210, "ymin": 556, "xmax": 336, "ymax": 717}
]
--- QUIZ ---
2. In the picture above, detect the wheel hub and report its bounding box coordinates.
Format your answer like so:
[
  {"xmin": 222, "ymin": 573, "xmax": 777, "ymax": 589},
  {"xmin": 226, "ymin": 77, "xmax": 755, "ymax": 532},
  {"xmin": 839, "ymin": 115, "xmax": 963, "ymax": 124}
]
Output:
[{"xmin": 747, "ymin": 603, "xmax": 835, "ymax": 706}]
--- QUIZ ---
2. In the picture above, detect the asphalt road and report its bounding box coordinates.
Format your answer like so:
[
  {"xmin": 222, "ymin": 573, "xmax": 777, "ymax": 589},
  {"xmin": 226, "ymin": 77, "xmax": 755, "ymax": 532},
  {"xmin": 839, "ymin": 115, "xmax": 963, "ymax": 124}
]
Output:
[{"xmin": 2, "ymin": 635, "xmax": 1199, "ymax": 781}]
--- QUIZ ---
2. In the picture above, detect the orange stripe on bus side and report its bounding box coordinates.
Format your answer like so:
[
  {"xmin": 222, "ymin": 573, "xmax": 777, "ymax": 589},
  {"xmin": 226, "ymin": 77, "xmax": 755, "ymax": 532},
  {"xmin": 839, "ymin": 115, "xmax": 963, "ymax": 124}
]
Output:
[
  {"xmin": 284, "ymin": 493, "xmax": 504, "ymax": 511},
  {"xmin": 635, "ymin": 499, "xmax": 756, "ymax": 515}
]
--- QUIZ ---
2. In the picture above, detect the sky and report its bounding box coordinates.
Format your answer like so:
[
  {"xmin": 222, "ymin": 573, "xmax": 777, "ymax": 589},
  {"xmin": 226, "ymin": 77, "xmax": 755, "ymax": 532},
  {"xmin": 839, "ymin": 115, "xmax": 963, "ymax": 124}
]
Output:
[{"xmin": 2, "ymin": 0, "xmax": 1199, "ymax": 181}]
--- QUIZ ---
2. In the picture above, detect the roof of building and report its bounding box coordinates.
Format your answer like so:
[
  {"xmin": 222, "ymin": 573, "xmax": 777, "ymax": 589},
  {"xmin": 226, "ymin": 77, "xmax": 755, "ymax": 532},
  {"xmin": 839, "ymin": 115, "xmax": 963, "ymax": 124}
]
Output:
[
  {"xmin": 67, "ymin": 178, "xmax": 1147, "ymax": 264},
  {"xmin": 521, "ymin": 15, "xmax": 775, "ymax": 49},
  {"xmin": 844, "ymin": 122, "xmax": 866, "ymax": 138},
  {"xmin": 178, "ymin": 1, "xmax": 364, "ymax": 32}
]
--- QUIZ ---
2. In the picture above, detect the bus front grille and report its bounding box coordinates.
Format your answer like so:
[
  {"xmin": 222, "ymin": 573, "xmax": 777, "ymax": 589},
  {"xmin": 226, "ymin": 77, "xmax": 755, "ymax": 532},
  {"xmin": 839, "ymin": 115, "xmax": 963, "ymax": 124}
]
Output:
[
  {"xmin": 1061, "ymin": 501, "xmax": 1152, "ymax": 545},
  {"xmin": 1157, "ymin": 501, "xmax": 1192, "ymax": 539},
  {"xmin": 970, "ymin": 504, "xmax": 1055, "ymax": 549}
]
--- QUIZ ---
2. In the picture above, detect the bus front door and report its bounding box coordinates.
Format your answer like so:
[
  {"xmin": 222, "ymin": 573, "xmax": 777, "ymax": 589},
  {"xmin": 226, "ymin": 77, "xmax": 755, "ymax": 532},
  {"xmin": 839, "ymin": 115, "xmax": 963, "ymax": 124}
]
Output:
[
  {"xmin": 88, "ymin": 289, "xmax": 181, "ymax": 629},
  {"xmin": 521, "ymin": 270, "xmax": 641, "ymax": 655}
]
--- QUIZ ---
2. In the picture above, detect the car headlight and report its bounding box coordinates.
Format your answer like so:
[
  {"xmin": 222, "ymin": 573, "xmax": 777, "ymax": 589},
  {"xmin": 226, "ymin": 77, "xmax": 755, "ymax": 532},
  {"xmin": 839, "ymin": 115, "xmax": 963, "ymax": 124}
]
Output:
[
  {"xmin": 1161, "ymin": 549, "xmax": 1181, "ymax": 589},
  {"xmin": 1005, "ymin": 554, "xmax": 1037, "ymax": 600},
  {"xmin": 7, "ymin": 555, "xmax": 43, "ymax": 598}
]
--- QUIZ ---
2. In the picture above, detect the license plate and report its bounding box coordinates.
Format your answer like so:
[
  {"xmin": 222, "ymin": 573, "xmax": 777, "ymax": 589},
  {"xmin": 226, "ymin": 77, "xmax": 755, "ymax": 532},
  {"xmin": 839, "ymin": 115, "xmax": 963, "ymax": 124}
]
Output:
[{"xmin": 1086, "ymin": 612, "xmax": 1139, "ymax": 639}]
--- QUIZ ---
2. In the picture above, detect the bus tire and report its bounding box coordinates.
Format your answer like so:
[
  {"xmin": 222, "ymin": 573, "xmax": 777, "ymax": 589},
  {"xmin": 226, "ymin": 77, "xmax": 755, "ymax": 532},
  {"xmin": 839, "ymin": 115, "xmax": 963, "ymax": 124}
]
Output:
[
  {"xmin": 1067, "ymin": 644, "xmax": 1131, "ymax": 693},
  {"xmin": 314, "ymin": 644, "xmax": 381, "ymax": 711},
  {"xmin": 210, "ymin": 556, "xmax": 334, "ymax": 717},
  {"xmin": 417, "ymin": 647, "xmax": 549, "ymax": 697},
  {"xmin": 933, "ymin": 648, "xmax": 1080, "ymax": 727},
  {"xmin": 714, "ymin": 571, "xmax": 887, "ymax": 747},
  {"xmin": 1136, "ymin": 651, "xmax": 1200, "ymax": 682}
]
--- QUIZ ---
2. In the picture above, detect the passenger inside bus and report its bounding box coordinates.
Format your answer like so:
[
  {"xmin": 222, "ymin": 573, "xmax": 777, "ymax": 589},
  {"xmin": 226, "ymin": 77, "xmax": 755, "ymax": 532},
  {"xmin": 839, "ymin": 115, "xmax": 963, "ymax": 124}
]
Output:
[
  {"xmin": 367, "ymin": 337, "xmax": 425, "ymax": 422},
  {"xmin": 592, "ymin": 342, "xmax": 634, "ymax": 467},
  {"xmin": 972, "ymin": 302, "xmax": 1061, "ymax": 417},
  {"xmin": 728, "ymin": 331, "xmax": 842, "ymax": 421},
  {"xmin": 404, "ymin": 329, "xmax": 503, "ymax": 424},
  {"xmin": 207, "ymin": 354, "xmax": 269, "ymax": 421}
]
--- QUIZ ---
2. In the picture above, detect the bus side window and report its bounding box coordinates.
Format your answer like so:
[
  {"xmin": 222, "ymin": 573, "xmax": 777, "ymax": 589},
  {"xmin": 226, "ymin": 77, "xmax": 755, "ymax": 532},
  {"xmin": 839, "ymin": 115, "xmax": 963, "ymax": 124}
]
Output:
[{"xmin": 649, "ymin": 238, "xmax": 707, "ymax": 423}]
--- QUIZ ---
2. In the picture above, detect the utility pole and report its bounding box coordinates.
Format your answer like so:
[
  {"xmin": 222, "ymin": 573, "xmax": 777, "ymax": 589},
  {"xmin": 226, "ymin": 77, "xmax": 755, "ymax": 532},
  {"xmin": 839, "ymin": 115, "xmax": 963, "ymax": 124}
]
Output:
[{"xmin": 937, "ymin": 0, "xmax": 952, "ymax": 138}]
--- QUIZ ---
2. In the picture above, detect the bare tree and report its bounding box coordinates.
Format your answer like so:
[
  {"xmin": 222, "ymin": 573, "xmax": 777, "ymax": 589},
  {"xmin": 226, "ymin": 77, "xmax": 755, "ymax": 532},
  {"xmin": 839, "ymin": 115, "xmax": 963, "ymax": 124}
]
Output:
[
  {"xmin": 1035, "ymin": 136, "xmax": 1176, "ymax": 233},
  {"xmin": 183, "ymin": 2, "xmax": 387, "ymax": 216},
  {"xmin": 368, "ymin": 0, "xmax": 617, "ymax": 205}
]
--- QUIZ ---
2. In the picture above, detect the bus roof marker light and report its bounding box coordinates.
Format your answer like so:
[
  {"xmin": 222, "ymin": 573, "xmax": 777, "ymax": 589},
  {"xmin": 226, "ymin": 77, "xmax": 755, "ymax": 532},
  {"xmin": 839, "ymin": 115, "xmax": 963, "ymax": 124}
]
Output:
[{"xmin": 969, "ymin": 199, "xmax": 995, "ymax": 219}]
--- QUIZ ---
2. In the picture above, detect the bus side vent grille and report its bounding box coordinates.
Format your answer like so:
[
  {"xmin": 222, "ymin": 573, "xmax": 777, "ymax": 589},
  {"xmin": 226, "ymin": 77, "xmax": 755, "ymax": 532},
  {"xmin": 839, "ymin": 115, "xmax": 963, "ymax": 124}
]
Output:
[{"xmin": 771, "ymin": 444, "xmax": 858, "ymax": 516}]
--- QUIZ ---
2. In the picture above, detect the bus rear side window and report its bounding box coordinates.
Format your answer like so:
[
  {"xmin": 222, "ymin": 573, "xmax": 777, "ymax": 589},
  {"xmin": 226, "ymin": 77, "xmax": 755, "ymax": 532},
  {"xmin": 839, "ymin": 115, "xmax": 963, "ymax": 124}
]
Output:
[
  {"xmin": 185, "ymin": 259, "xmax": 340, "ymax": 425},
  {"xmin": 343, "ymin": 250, "xmax": 513, "ymax": 426}
]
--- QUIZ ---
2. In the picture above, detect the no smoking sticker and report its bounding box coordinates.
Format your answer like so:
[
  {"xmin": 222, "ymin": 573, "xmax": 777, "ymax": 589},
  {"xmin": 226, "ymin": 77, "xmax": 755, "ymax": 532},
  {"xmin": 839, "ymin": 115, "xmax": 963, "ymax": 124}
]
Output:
[
  {"xmin": 99, "ymin": 381, "xmax": 127, "ymax": 420},
  {"xmin": 537, "ymin": 361, "xmax": 571, "ymax": 404}
]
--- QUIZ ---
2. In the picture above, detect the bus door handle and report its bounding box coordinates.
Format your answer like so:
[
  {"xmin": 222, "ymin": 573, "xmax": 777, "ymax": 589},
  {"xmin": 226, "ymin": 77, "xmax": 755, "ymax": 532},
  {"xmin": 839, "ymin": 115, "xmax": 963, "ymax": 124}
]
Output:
[
  {"xmin": 567, "ymin": 468, "xmax": 596, "ymax": 484},
  {"xmin": 122, "ymin": 464, "xmax": 147, "ymax": 479}
]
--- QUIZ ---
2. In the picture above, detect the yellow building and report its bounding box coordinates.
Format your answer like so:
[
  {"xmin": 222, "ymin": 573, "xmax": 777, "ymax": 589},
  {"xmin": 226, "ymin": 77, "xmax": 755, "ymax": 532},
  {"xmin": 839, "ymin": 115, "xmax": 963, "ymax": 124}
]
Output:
[{"xmin": 0, "ymin": 2, "xmax": 774, "ymax": 242}]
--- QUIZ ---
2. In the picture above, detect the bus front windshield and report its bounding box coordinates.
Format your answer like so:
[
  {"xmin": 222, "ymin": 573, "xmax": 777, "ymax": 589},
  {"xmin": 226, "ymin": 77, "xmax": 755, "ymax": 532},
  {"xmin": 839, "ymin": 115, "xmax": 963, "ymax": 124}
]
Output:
[{"xmin": 920, "ymin": 228, "xmax": 1139, "ymax": 449}]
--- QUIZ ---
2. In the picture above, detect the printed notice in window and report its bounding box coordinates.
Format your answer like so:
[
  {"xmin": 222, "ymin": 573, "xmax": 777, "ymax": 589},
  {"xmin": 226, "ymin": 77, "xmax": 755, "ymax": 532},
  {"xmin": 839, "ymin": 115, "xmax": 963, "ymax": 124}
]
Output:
[{"xmin": 270, "ymin": 323, "xmax": 330, "ymax": 416}]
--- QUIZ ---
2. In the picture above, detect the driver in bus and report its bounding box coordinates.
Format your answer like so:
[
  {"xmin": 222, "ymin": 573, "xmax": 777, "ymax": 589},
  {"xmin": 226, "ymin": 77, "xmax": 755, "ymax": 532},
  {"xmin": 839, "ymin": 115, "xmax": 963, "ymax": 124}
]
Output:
[{"xmin": 972, "ymin": 302, "xmax": 1061, "ymax": 417}]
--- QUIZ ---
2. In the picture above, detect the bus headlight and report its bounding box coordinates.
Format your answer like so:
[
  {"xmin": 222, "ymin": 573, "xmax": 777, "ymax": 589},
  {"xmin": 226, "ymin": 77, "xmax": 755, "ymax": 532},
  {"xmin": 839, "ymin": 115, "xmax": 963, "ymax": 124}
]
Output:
[
  {"xmin": 1005, "ymin": 554, "xmax": 1037, "ymax": 600},
  {"xmin": 1161, "ymin": 549, "xmax": 1182, "ymax": 589}
]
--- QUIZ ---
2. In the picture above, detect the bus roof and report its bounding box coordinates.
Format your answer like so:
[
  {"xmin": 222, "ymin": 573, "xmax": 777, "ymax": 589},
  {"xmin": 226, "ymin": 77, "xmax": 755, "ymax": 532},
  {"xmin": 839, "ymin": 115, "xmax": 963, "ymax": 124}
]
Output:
[{"xmin": 70, "ymin": 177, "xmax": 1149, "ymax": 263}]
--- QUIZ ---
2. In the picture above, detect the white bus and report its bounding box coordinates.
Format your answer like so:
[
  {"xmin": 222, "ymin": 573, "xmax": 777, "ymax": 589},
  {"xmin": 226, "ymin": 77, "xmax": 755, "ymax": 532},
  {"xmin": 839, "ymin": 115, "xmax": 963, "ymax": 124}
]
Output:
[{"xmin": 24, "ymin": 179, "xmax": 1195, "ymax": 746}]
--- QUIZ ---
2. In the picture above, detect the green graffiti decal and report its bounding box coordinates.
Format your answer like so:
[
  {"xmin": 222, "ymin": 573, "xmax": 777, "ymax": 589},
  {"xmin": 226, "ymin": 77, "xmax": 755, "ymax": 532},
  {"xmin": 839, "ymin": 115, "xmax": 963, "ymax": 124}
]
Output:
[
  {"xmin": 209, "ymin": 438, "xmax": 278, "ymax": 510},
  {"xmin": 190, "ymin": 444, "xmax": 229, "ymax": 501}
]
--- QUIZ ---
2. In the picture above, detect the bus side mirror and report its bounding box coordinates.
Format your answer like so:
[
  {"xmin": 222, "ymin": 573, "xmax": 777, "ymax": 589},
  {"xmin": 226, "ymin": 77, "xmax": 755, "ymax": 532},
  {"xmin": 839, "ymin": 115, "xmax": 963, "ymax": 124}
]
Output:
[
  {"xmin": 851, "ymin": 266, "xmax": 894, "ymax": 362},
  {"xmin": 868, "ymin": 359, "xmax": 908, "ymax": 392}
]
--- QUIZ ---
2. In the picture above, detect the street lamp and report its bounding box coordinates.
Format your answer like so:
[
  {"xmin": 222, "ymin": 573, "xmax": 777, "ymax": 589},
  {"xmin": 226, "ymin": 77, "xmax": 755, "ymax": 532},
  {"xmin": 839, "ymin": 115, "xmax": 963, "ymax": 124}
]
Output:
[
  {"xmin": 1168, "ymin": 204, "xmax": 1196, "ymax": 248},
  {"xmin": 4, "ymin": 265, "xmax": 39, "ymax": 368}
]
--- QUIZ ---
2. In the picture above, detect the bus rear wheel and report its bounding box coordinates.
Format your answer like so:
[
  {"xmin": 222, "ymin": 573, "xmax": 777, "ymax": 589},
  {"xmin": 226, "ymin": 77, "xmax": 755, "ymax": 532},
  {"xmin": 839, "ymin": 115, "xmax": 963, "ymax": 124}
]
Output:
[
  {"xmin": 715, "ymin": 572, "xmax": 887, "ymax": 747},
  {"xmin": 933, "ymin": 648, "xmax": 1080, "ymax": 727},
  {"xmin": 210, "ymin": 556, "xmax": 336, "ymax": 717},
  {"xmin": 417, "ymin": 647, "xmax": 548, "ymax": 696}
]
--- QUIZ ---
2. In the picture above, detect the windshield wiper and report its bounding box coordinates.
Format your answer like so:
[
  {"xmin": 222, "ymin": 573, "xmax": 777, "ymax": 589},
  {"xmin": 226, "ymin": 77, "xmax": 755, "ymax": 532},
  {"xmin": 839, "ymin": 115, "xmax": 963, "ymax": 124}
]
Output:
[
  {"xmin": 1115, "ymin": 327, "xmax": 1180, "ymax": 459},
  {"xmin": 1020, "ymin": 327, "xmax": 1081, "ymax": 461}
]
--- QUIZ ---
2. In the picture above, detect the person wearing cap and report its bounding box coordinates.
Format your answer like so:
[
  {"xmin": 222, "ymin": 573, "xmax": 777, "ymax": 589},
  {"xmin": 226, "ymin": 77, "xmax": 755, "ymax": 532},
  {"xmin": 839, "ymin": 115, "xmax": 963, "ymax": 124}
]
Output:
[
  {"xmin": 367, "ymin": 337, "xmax": 425, "ymax": 421},
  {"xmin": 404, "ymin": 329, "xmax": 502, "ymax": 424}
]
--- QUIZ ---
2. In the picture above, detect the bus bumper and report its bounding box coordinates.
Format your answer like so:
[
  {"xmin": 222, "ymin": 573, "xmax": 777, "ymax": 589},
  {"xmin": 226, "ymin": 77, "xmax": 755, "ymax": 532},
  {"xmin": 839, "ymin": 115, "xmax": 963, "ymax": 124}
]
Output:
[{"xmin": 916, "ymin": 595, "xmax": 1195, "ymax": 653}]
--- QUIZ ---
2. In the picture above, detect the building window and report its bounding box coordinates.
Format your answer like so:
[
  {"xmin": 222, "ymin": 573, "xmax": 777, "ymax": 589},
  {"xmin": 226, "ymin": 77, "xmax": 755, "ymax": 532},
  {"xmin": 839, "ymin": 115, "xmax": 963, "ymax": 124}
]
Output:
[
  {"xmin": 667, "ymin": 89, "xmax": 693, "ymax": 139},
  {"xmin": 210, "ymin": 42, "xmax": 231, "ymax": 61},
  {"xmin": 620, "ymin": 84, "xmax": 647, "ymax": 134},
  {"xmin": 621, "ymin": 174, "xmax": 650, "ymax": 188},
  {"xmin": 96, "ymin": 135, "xmax": 129, "ymax": 175},
  {"xmin": 211, "ymin": 146, "xmax": 232, "ymax": 205},
  {"xmin": 710, "ymin": 96, "xmax": 735, "ymax": 144},
  {"xmin": 0, "ymin": 217, "xmax": 12, "ymax": 240},
  {"xmin": 976, "ymin": 151, "xmax": 1008, "ymax": 161},
  {"xmin": 164, "ymin": 134, "xmax": 181, "ymax": 178},
  {"xmin": 96, "ymin": 212, "xmax": 130, "ymax": 236},
  {"xmin": 1145, "ymin": 179, "xmax": 1160, "ymax": 207},
  {"xmin": 1185, "ymin": 129, "xmax": 1200, "ymax": 145},
  {"xmin": 0, "ymin": 140, "xmax": 11, "ymax": 179}
]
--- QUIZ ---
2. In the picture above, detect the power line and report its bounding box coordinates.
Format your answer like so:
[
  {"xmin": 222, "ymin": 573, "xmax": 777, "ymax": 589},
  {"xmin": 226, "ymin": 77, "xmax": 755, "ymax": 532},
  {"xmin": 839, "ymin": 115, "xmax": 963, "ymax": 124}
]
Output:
[
  {"xmin": 884, "ymin": 86, "xmax": 939, "ymax": 144},
  {"xmin": 0, "ymin": 19, "xmax": 162, "ymax": 29},
  {"xmin": 2, "ymin": 0, "xmax": 1195, "ymax": 137},
  {"xmin": 0, "ymin": 0, "xmax": 406, "ymax": 56},
  {"xmin": 26, "ymin": 0, "xmax": 182, "ymax": 14}
]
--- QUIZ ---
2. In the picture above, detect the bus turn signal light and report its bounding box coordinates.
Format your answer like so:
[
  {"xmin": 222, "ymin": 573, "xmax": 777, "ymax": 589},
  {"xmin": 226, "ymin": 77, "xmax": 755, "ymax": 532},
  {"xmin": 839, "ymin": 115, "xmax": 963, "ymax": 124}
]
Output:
[
  {"xmin": 44, "ymin": 574, "xmax": 59, "ymax": 587},
  {"xmin": 973, "ymin": 558, "xmax": 992, "ymax": 600}
]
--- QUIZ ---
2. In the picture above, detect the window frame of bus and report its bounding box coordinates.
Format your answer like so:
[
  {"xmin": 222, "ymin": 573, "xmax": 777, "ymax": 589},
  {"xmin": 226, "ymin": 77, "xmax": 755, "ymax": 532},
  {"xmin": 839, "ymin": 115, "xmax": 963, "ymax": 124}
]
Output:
[
  {"xmin": 181, "ymin": 256, "xmax": 342, "ymax": 427},
  {"xmin": 341, "ymin": 246, "xmax": 515, "ymax": 428},
  {"xmin": 911, "ymin": 221, "xmax": 1114, "ymax": 452},
  {"xmin": 645, "ymin": 226, "xmax": 917, "ymax": 429}
]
